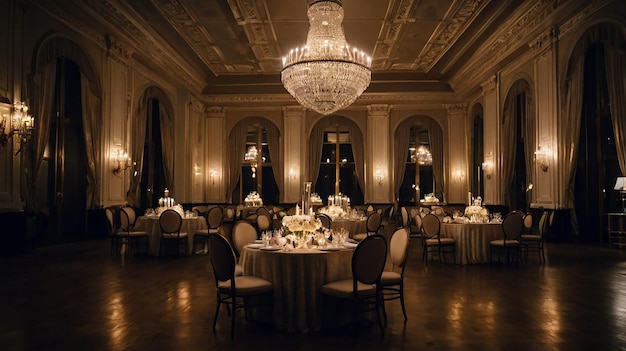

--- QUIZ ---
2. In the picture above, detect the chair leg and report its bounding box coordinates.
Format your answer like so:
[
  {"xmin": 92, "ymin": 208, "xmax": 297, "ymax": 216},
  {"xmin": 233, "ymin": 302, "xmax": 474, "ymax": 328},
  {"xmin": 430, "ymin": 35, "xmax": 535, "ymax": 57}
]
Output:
[
  {"xmin": 231, "ymin": 296, "xmax": 236, "ymax": 340},
  {"xmin": 399, "ymin": 283, "xmax": 407, "ymax": 322},
  {"xmin": 212, "ymin": 298, "xmax": 221, "ymax": 331}
]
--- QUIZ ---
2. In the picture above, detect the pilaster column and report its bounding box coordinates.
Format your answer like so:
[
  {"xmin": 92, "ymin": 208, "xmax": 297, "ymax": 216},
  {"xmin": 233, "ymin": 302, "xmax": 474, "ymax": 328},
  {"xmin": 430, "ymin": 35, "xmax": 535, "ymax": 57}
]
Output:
[
  {"xmin": 283, "ymin": 106, "xmax": 305, "ymax": 203},
  {"xmin": 444, "ymin": 103, "xmax": 468, "ymax": 204},
  {"xmin": 480, "ymin": 74, "xmax": 500, "ymax": 204},
  {"xmin": 205, "ymin": 106, "xmax": 226, "ymax": 202},
  {"xmin": 367, "ymin": 104, "xmax": 392, "ymax": 203}
]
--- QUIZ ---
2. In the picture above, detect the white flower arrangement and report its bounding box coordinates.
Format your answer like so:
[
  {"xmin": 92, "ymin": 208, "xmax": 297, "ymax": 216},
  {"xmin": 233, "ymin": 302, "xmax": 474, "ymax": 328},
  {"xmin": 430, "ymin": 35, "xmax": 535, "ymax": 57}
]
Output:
[
  {"xmin": 281, "ymin": 214, "xmax": 324, "ymax": 249},
  {"xmin": 319, "ymin": 205, "xmax": 345, "ymax": 219},
  {"xmin": 464, "ymin": 205, "xmax": 489, "ymax": 223}
]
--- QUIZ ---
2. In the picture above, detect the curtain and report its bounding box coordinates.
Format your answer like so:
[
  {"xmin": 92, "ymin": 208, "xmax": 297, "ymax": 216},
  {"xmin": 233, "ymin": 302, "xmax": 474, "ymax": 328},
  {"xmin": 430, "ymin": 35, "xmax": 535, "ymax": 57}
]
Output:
[
  {"xmin": 127, "ymin": 93, "xmax": 149, "ymax": 207},
  {"xmin": 308, "ymin": 123, "xmax": 325, "ymax": 185},
  {"xmin": 604, "ymin": 32, "xmax": 626, "ymax": 175},
  {"xmin": 523, "ymin": 89, "xmax": 536, "ymax": 207},
  {"xmin": 25, "ymin": 60, "xmax": 57, "ymax": 212},
  {"xmin": 428, "ymin": 119, "xmax": 444, "ymax": 202},
  {"xmin": 159, "ymin": 101, "xmax": 174, "ymax": 188},
  {"xmin": 80, "ymin": 73, "xmax": 102, "ymax": 208},
  {"xmin": 265, "ymin": 124, "xmax": 283, "ymax": 195},
  {"xmin": 500, "ymin": 92, "xmax": 517, "ymax": 207},
  {"xmin": 345, "ymin": 122, "xmax": 365, "ymax": 192},
  {"xmin": 393, "ymin": 122, "xmax": 411, "ymax": 205},
  {"xmin": 227, "ymin": 125, "xmax": 246, "ymax": 203}
]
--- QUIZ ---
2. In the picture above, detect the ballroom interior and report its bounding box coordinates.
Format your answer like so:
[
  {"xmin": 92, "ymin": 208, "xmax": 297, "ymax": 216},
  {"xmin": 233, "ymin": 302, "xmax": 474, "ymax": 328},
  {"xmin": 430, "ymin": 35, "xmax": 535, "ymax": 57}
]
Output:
[{"xmin": 1, "ymin": 0, "xmax": 626, "ymax": 349}]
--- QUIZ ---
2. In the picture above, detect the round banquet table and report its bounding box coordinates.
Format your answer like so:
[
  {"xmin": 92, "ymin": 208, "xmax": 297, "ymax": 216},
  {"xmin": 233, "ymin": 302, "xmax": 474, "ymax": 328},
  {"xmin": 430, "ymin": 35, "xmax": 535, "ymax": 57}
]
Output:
[
  {"xmin": 330, "ymin": 218, "xmax": 367, "ymax": 239},
  {"xmin": 440, "ymin": 222, "xmax": 503, "ymax": 264},
  {"xmin": 134, "ymin": 216, "xmax": 207, "ymax": 256},
  {"xmin": 240, "ymin": 246, "xmax": 354, "ymax": 332}
]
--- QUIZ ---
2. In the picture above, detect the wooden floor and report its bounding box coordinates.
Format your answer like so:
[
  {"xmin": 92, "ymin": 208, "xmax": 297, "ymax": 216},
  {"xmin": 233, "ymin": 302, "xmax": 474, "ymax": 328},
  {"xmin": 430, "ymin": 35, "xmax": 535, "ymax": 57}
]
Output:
[{"xmin": 1, "ymin": 227, "xmax": 626, "ymax": 351}]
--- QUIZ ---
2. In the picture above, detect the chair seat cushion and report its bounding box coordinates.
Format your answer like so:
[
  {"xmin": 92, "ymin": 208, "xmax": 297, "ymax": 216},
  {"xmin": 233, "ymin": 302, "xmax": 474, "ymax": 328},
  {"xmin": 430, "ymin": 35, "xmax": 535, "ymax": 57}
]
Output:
[
  {"xmin": 194, "ymin": 228, "xmax": 209, "ymax": 235},
  {"xmin": 218, "ymin": 276, "xmax": 272, "ymax": 295},
  {"xmin": 380, "ymin": 271, "xmax": 402, "ymax": 285},
  {"xmin": 425, "ymin": 237, "xmax": 455, "ymax": 245},
  {"xmin": 125, "ymin": 231, "xmax": 148, "ymax": 237},
  {"xmin": 352, "ymin": 233, "xmax": 368, "ymax": 242},
  {"xmin": 520, "ymin": 234, "xmax": 541, "ymax": 241},
  {"xmin": 321, "ymin": 279, "xmax": 377, "ymax": 298},
  {"xmin": 490, "ymin": 239, "xmax": 520, "ymax": 246},
  {"xmin": 162, "ymin": 232, "xmax": 188, "ymax": 238}
]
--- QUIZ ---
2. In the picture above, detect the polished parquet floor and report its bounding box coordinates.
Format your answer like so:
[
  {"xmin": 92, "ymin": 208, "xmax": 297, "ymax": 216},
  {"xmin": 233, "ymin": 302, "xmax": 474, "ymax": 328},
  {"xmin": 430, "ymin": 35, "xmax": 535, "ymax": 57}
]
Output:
[{"xmin": 1, "ymin": 227, "xmax": 626, "ymax": 351}]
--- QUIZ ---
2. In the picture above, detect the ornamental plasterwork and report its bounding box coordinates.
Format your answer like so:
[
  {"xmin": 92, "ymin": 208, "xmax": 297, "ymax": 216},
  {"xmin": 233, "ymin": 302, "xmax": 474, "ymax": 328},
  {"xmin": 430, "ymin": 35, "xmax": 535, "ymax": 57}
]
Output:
[
  {"xmin": 451, "ymin": 0, "xmax": 558, "ymax": 93},
  {"xmin": 529, "ymin": 26, "xmax": 557, "ymax": 57},
  {"xmin": 371, "ymin": 0, "xmax": 416, "ymax": 70},
  {"xmin": 558, "ymin": 0, "xmax": 612, "ymax": 38},
  {"xmin": 443, "ymin": 103, "xmax": 468, "ymax": 116},
  {"xmin": 83, "ymin": 0, "xmax": 204, "ymax": 92},
  {"xmin": 480, "ymin": 75, "xmax": 497, "ymax": 95},
  {"xmin": 152, "ymin": 0, "xmax": 227, "ymax": 70},
  {"xmin": 414, "ymin": 0, "xmax": 490, "ymax": 72}
]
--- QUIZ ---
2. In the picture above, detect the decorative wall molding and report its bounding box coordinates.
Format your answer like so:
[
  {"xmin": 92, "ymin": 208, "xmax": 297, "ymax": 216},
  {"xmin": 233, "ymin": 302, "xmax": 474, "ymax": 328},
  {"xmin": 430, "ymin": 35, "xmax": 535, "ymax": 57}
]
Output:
[
  {"xmin": 558, "ymin": 0, "xmax": 612, "ymax": 38},
  {"xmin": 443, "ymin": 103, "xmax": 468, "ymax": 116},
  {"xmin": 480, "ymin": 75, "xmax": 497, "ymax": 96}
]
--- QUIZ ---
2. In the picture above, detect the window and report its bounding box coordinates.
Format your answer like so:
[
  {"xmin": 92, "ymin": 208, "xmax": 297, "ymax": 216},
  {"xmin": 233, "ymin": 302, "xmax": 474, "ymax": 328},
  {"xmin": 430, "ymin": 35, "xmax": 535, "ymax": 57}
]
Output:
[
  {"xmin": 399, "ymin": 128, "xmax": 433, "ymax": 206},
  {"xmin": 316, "ymin": 130, "xmax": 364, "ymax": 205},
  {"xmin": 235, "ymin": 127, "xmax": 278, "ymax": 205}
]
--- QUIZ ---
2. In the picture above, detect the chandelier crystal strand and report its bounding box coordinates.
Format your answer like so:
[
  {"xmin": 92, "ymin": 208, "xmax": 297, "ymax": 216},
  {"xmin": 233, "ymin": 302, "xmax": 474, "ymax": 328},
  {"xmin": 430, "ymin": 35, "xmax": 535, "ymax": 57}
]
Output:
[{"xmin": 281, "ymin": 0, "xmax": 371, "ymax": 115}]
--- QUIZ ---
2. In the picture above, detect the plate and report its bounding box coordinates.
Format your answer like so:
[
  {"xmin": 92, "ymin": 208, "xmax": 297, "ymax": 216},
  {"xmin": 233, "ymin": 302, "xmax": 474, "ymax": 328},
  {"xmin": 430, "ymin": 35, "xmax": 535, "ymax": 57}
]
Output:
[
  {"xmin": 246, "ymin": 243, "xmax": 264, "ymax": 249},
  {"xmin": 252, "ymin": 239, "xmax": 263, "ymax": 244},
  {"xmin": 343, "ymin": 242, "xmax": 358, "ymax": 249},
  {"xmin": 259, "ymin": 246, "xmax": 281, "ymax": 251}
]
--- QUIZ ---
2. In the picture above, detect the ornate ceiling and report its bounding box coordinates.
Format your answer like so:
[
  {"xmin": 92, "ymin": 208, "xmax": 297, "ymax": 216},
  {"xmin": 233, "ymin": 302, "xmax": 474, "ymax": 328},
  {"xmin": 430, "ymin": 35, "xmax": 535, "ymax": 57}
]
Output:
[{"xmin": 30, "ymin": 0, "xmax": 593, "ymax": 104}]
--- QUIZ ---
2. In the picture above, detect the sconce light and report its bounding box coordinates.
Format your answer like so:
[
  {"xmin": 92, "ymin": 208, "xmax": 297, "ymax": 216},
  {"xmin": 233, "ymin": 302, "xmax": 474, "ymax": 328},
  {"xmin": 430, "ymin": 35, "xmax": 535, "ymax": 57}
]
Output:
[
  {"xmin": 0, "ymin": 101, "xmax": 36, "ymax": 155},
  {"xmin": 535, "ymin": 146, "xmax": 551, "ymax": 172},
  {"xmin": 288, "ymin": 168, "xmax": 297, "ymax": 180},
  {"xmin": 482, "ymin": 153, "xmax": 494, "ymax": 180},
  {"xmin": 374, "ymin": 167, "xmax": 384, "ymax": 185},
  {"xmin": 454, "ymin": 169, "xmax": 465, "ymax": 182},
  {"xmin": 112, "ymin": 149, "xmax": 132, "ymax": 175},
  {"xmin": 209, "ymin": 168, "xmax": 218, "ymax": 184}
]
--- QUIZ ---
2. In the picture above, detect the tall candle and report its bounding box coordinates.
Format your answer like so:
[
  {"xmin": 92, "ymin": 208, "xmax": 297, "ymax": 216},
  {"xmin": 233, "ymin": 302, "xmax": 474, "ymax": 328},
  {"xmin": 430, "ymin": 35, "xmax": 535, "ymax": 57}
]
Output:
[{"xmin": 468, "ymin": 192, "xmax": 472, "ymax": 206}]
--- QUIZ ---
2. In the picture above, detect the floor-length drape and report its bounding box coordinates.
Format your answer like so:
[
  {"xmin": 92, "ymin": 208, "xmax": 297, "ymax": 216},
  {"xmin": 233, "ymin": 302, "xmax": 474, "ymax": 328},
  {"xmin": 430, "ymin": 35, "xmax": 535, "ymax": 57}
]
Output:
[
  {"xmin": 393, "ymin": 124, "xmax": 411, "ymax": 205},
  {"xmin": 265, "ymin": 124, "xmax": 283, "ymax": 195},
  {"xmin": 345, "ymin": 122, "xmax": 364, "ymax": 192},
  {"xmin": 159, "ymin": 102, "xmax": 174, "ymax": 188},
  {"xmin": 127, "ymin": 93, "xmax": 149, "ymax": 207},
  {"xmin": 25, "ymin": 60, "xmax": 56, "ymax": 211},
  {"xmin": 604, "ymin": 30, "xmax": 626, "ymax": 175},
  {"xmin": 308, "ymin": 123, "xmax": 325, "ymax": 186},
  {"xmin": 523, "ymin": 88, "xmax": 535, "ymax": 207},
  {"xmin": 227, "ymin": 124, "xmax": 247, "ymax": 203},
  {"xmin": 428, "ymin": 119, "xmax": 444, "ymax": 202},
  {"xmin": 500, "ymin": 90, "xmax": 518, "ymax": 207},
  {"xmin": 80, "ymin": 73, "xmax": 102, "ymax": 208}
]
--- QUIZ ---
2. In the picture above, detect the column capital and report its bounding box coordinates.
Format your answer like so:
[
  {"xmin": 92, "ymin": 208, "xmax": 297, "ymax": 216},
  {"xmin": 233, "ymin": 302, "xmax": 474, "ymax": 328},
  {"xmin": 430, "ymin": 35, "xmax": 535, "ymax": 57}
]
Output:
[
  {"xmin": 480, "ymin": 75, "xmax": 497, "ymax": 96},
  {"xmin": 366, "ymin": 104, "xmax": 393, "ymax": 117},
  {"xmin": 205, "ymin": 106, "xmax": 227, "ymax": 118}
]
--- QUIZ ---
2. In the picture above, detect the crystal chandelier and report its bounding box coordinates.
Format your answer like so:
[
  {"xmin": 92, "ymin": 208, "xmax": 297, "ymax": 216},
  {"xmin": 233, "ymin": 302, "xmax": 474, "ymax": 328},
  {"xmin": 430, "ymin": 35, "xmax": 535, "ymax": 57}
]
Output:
[{"xmin": 281, "ymin": 0, "xmax": 371, "ymax": 115}]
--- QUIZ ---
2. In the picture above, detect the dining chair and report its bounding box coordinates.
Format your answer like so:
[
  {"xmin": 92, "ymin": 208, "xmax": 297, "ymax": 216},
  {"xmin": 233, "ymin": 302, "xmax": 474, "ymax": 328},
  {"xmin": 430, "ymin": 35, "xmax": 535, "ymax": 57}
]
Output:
[
  {"xmin": 409, "ymin": 213, "xmax": 423, "ymax": 239},
  {"xmin": 316, "ymin": 213, "xmax": 332, "ymax": 229},
  {"xmin": 352, "ymin": 211, "xmax": 382, "ymax": 241},
  {"xmin": 321, "ymin": 234, "xmax": 388, "ymax": 333},
  {"xmin": 231, "ymin": 220, "xmax": 258, "ymax": 258},
  {"xmin": 207, "ymin": 234, "xmax": 273, "ymax": 340},
  {"xmin": 421, "ymin": 213, "xmax": 456, "ymax": 264},
  {"xmin": 105, "ymin": 207, "xmax": 122, "ymax": 255},
  {"xmin": 158, "ymin": 209, "xmax": 189, "ymax": 257},
  {"xmin": 256, "ymin": 207, "xmax": 272, "ymax": 232},
  {"xmin": 523, "ymin": 212, "xmax": 533, "ymax": 234},
  {"xmin": 193, "ymin": 206, "xmax": 223, "ymax": 254},
  {"xmin": 521, "ymin": 210, "xmax": 548, "ymax": 263},
  {"xmin": 119, "ymin": 207, "xmax": 149, "ymax": 257},
  {"xmin": 399, "ymin": 207, "xmax": 409, "ymax": 229},
  {"xmin": 490, "ymin": 210, "xmax": 524, "ymax": 264},
  {"xmin": 381, "ymin": 228, "xmax": 410, "ymax": 325}
]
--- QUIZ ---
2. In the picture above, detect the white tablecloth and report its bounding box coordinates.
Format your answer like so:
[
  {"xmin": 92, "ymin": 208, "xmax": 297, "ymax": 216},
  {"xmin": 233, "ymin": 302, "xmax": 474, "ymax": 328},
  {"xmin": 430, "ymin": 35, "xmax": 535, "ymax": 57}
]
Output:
[
  {"xmin": 240, "ymin": 246, "xmax": 354, "ymax": 332},
  {"xmin": 440, "ymin": 222, "xmax": 503, "ymax": 264},
  {"xmin": 135, "ymin": 216, "xmax": 207, "ymax": 256}
]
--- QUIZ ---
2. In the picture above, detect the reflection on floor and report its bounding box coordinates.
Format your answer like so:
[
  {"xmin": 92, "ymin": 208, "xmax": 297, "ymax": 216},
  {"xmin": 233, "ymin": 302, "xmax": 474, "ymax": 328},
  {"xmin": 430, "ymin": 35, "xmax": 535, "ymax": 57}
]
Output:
[{"xmin": 1, "ymin": 231, "xmax": 626, "ymax": 350}]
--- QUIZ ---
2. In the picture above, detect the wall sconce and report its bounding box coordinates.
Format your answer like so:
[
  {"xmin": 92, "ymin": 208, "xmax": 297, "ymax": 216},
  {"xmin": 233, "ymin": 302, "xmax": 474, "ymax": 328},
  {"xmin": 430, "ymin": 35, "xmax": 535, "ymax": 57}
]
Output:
[
  {"xmin": 209, "ymin": 168, "xmax": 218, "ymax": 184},
  {"xmin": 535, "ymin": 146, "xmax": 551, "ymax": 172},
  {"xmin": 112, "ymin": 149, "xmax": 132, "ymax": 175},
  {"xmin": 0, "ymin": 102, "xmax": 36, "ymax": 155},
  {"xmin": 482, "ymin": 153, "xmax": 494, "ymax": 180},
  {"xmin": 288, "ymin": 168, "xmax": 297, "ymax": 180},
  {"xmin": 374, "ymin": 167, "xmax": 384, "ymax": 185},
  {"xmin": 454, "ymin": 169, "xmax": 465, "ymax": 182}
]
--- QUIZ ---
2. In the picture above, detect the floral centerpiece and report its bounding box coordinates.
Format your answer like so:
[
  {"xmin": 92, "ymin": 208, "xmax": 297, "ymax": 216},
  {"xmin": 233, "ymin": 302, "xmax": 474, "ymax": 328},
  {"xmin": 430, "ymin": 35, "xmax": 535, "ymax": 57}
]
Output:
[
  {"xmin": 281, "ymin": 214, "xmax": 323, "ymax": 249},
  {"xmin": 464, "ymin": 205, "xmax": 489, "ymax": 223},
  {"xmin": 319, "ymin": 205, "xmax": 346, "ymax": 219}
]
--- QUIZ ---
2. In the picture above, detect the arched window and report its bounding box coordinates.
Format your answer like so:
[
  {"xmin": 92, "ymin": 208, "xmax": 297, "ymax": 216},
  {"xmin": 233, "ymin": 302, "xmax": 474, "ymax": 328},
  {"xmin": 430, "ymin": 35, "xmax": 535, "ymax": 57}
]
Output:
[
  {"xmin": 235, "ymin": 126, "xmax": 279, "ymax": 205},
  {"xmin": 399, "ymin": 127, "xmax": 433, "ymax": 206}
]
